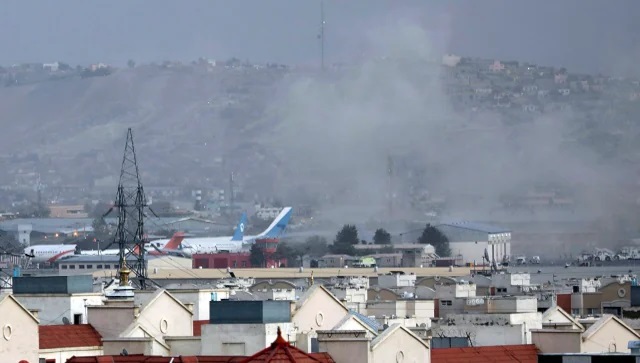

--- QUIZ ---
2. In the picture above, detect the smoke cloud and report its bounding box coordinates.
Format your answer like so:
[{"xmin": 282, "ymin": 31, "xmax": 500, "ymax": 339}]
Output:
[{"xmin": 266, "ymin": 20, "xmax": 633, "ymax": 244}]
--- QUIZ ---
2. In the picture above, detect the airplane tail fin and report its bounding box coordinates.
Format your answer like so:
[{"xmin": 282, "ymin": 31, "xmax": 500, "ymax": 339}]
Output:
[
  {"xmin": 163, "ymin": 232, "xmax": 185, "ymax": 250},
  {"xmin": 259, "ymin": 207, "xmax": 293, "ymax": 238},
  {"xmin": 231, "ymin": 212, "xmax": 248, "ymax": 241}
]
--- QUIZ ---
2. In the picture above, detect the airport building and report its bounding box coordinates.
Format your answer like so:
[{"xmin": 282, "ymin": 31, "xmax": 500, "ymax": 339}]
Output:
[{"xmin": 437, "ymin": 222, "xmax": 512, "ymax": 265}]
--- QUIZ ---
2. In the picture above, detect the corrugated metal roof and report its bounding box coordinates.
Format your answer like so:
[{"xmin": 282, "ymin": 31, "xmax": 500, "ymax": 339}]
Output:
[
  {"xmin": 438, "ymin": 221, "xmax": 511, "ymax": 234},
  {"xmin": 349, "ymin": 310, "xmax": 382, "ymax": 332}
]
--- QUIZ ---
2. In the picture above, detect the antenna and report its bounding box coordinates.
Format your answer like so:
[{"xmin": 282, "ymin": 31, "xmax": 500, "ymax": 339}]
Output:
[
  {"xmin": 62, "ymin": 317, "xmax": 70, "ymax": 325},
  {"xmin": 319, "ymin": 0, "xmax": 325, "ymax": 70},
  {"xmin": 387, "ymin": 155, "xmax": 394, "ymax": 218},
  {"xmin": 229, "ymin": 172, "xmax": 235, "ymax": 214}
]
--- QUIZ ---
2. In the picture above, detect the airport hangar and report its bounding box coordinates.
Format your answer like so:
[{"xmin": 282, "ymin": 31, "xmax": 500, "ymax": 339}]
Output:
[{"xmin": 436, "ymin": 221, "xmax": 512, "ymax": 265}]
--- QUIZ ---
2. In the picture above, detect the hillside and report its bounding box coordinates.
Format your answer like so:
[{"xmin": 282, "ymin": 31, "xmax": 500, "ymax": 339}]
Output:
[{"xmin": 1, "ymin": 58, "xmax": 639, "ymax": 231}]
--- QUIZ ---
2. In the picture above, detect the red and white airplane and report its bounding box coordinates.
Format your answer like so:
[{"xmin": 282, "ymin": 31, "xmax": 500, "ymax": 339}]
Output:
[
  {"xmin": 25, "ymin": 232, "xmax": 187, "ymax": 263},
  {"xmin": 23, "ymin": 244, "xmax": 77, "ymax": 264}
]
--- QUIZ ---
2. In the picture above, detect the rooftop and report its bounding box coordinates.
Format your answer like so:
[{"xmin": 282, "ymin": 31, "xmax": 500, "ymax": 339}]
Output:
[
  {"xmin": 240, "ymin": 326, "xmax": 335, "ymax": 363},
  {"xmin": 39, "ymin": 324, "xmax": 102, "ymax": 349},
  {"xmin": 431, "ymin": 344, "xmax": 538, "ymax": 363},
  {"xmin": 109, "ymin": 267, "xmax": 471, "ymax": 280},
  {"xmin": 438, "ymin": 221, "xmax": 511, "ymax": 234}
]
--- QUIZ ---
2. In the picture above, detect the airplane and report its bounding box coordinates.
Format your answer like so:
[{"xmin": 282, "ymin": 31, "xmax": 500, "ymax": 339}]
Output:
[
  {"xmin": 79, "ymin": 232, "xmax": 187, "ymax": 257},
  {"xmin": 24, "ymin": 244, "xmax": 77, "ymax": 264},
  {"xmin": 151, "ymin": 211, "xmax": 249, "ymax": 255},
  {"xmin": 155, "ymin": 207, "xmax": 292, "ymax": 255}
]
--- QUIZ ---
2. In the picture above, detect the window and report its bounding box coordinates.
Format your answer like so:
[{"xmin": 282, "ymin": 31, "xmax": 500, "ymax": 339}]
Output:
[
  {"xmin": 96, "ymin": 265, "xmax": 102, "ymax": 269},
  {"xmin": 73, "ymin": 314, "xmax": 82, "ymax": 325},
  {"xmin": 587, "ymin": 308, "xmax": 598, "ymax": 316},
  {"xmin": 86, "ymin": 265, "xmax": 92, "ymax": 269},
  {"xmin": 104, "ymin": 265, "xmax": 110, "ymax": 269},
  {"xmin": 441, "ymin": 300, "xmax": 453, "ymax": 306},
  {"xmin": 242, "ymin": 261, "xmax": 247, "ymax": 267},
  {"xmin": 497, "ymin": 287, "xmax": 507, "ymax": 293},
  {"xmin": 61, "ymin": 265, "xmax": 68, "ymax": 269},
  {"xmin": 79, "ymin": 265, "xmax": 85, "ymax": 269},
  {"xmin": 232, "ymin": 261, "xmax": 237, "ymax": 268},
  {"xmin": 572, "ymin": 309, "xmax": 580, "ymax": 316},
  {"xmin": 69, "ymin": 265, "xmax": 76, "ymax": 269}
]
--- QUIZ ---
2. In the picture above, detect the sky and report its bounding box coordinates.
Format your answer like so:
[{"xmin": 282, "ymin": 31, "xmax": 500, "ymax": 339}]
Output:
[{"xmin": 0, "ymin": 0, "xmax": 639, "ymax": 76}]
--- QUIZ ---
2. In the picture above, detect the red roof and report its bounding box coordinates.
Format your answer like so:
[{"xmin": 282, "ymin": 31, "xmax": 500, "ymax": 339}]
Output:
[
  {"xmin": 39, "ymin": 324, "xmax": 102, "ymax": 349},
  {"xmin": 239, "ymin": 327, "xmax": 335, "ymax": 363},
  {"xmin": 193, "ymin": 320, "xmax": 208, "ymax": 336},
  {"xmin": 66, "ymin": 357, "xmax": 244, "ymax": 363},
  {"xmin": 66, "ymin": 327, "xmax": 335, "ymax": 363},
  {"xmin": 66, "ymin": 355, "xmax": 333, "ymax": 363},
  {"xmin": 432, "ymin": 345, "xmax": 538, "ymax": 363}
]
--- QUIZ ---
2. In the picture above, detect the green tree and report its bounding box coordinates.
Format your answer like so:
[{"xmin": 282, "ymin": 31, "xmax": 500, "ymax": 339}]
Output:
[
  {"xmin": 273, "ymin": 242, "xmax": 306, "ymax": 267},
  {"xmin": 249, "ymin": 243, "xmax": 265, "ymax": 267},
  {"xmin": 330, "ymin": 224, "xmax": 359, "ymax": 255},
  {"xmin": 418, "ymin": 224, "xmax": 451, "ymax": 257},
  {"xmin": 373, "ymin": 228, "xmax": 391, "ymax": 244}
]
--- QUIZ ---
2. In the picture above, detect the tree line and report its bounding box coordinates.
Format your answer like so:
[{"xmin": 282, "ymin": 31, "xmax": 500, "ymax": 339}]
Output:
[{"xmin": 249, "ymin": 223, "xmax": 451, "ymax": 267}]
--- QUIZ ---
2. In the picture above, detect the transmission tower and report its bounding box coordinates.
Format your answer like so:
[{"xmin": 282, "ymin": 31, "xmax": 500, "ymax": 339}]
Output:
[{"xmin": 113, "ymin": 128, "xmax": 149, "ymax": 289}]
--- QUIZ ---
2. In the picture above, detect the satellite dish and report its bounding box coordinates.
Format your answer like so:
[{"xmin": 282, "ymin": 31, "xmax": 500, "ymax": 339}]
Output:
[{"xmin": 62, "ymin": 317, "xmax": 71, "ymax": 325}]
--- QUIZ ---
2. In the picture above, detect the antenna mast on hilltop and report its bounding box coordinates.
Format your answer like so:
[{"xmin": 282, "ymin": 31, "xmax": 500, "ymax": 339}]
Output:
[
  {"xmin": 113, "ymin": 128, "xmax": 149, "ymax": 289},
  {"xmin": 387, "ymin": 155, "xmax": 394, "ymax": 218},
  {"xmin": 229, "ymin": 172, "xmax": 235, "ymax": 214},
  {"xmin": 318, "ymin": 0, "xmax": 326, "ymax": 70}
]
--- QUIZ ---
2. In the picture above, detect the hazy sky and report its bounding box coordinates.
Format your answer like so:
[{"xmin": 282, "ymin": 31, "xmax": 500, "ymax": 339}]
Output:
[{"xmin": 0, "ymin": 0, "xmax": 638, "ymax": 75}]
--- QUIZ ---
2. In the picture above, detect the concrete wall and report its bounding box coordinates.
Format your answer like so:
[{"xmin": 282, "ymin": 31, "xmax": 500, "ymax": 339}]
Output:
[
  {"xmin": 317, "ymin": 331, "xmax": 371, "ymax": 363},
  {"xmin": 435, "ymin": 284, "xmax": 476, "ymax": 299},
  {"xmin": 532, "ymin": 331, "xmax": 582, "ymax": 353},
  {"xmin": 436, "ymin": 324, "xmax": 524, "ymax": 347},
  {"xmin": 437, "ymin": 312, "xmax": 542, "ymax": 346},
  {"xmin": 165, "ymin": 336, "xmax": 201, "ymax": 355},
  {"xmin": 88, "ymin": 305, "xmax": 137, "ymax": 338},
  {"xmin": 0, "ymin": 296, "xmax": 38, "ymax": 363},
  {"xmin": 582, "ymin": 320, "xmax": 638, "ymax": 353},
  {"xmin": 366, "ymin": 301, "xmax": 407, "ymax": 319},
  {"xmin": 371, "ymin": 328, "xmax": 429, "ymax": 363},
  {"xmin": 135, "ymin": 292, "xmax": 193, "ymax": 338},
  {"xmin": 293, "ymin": 289, "xmax": 349, "ymax": 339},
  {"xmin": 103, "ymin": 338, "xmax": 154, "ymax": 355},
  {"xmin": 406, "ymin": 300, "xmax": 435, "ymax": 319},
  {"xmin": 201, "ymin": 323, "xmax": 294, "ymax": 355},
  {"xmin": 39, "ymin": 347, "xmax": 103, "ymax": 363},
  {"xmin": 137, "ymin": 289, "xmax": 230, "ymax": 321},
  {"xmin": 449, "ymin": 241, "xmax": 489, "ymax": 264},
  {"xmin": 378, "ymin": 274, "xmax": 417, "ymax": 288},
  {"xmin": 14, "ymin": 293, "xmax": 104, "ymax": 325}
]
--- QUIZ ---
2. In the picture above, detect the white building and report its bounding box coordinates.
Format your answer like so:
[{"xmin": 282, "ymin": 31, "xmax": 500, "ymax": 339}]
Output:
[{"xmin": 437, "ymin": 222, "xmax": 512, "ymax": 264}]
